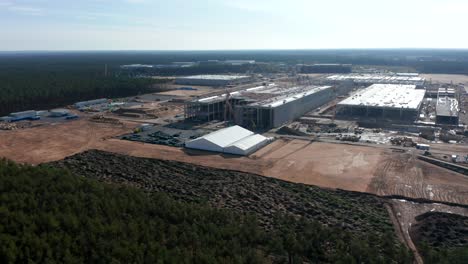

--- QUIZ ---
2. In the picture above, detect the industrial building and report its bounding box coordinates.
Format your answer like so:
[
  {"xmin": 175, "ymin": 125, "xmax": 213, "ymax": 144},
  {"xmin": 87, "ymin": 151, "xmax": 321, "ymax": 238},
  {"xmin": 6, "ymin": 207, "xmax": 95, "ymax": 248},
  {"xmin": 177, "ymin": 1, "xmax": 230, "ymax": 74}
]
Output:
[
  {"xmin": 326, "ymin": 74, "xmax": 425, "ymax": 86},
  {"xmin": 300, "ymin": 64, "xmax": 352, "ymax": 73},
  {"xmin": 185, "ymin": 125, "xmax": 272, "ymax": 155},
  {"xmin": 74, "ymin": 98, "xmax": 108, "ymax": 109},
  {"xmin": 1, "ymin": 110, "xmax": 40, "ymax": 122},
  {"xmin": 336, "ymin": 84, "xmax": 426, "ymax": 122},
  {"xmin": 185, "ymin": 83, "xmax": 350, "ymax": 129},
  {"xmin": 436, "ymin": 88, "xmax": 459, "ymax": 125},
  {"xmin": 49, "ymin": 109, "xmax": 71, "ymax": 117},
  {"xmin": 175, "ymin": 75, "xmax": 252, "ymax": 86}
]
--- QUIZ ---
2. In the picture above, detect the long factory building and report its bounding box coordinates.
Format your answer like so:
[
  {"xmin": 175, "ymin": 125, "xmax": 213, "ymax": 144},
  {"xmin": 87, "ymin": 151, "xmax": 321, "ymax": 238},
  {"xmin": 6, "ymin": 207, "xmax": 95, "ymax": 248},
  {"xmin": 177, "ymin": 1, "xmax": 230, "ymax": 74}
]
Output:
[
  {"xmin": 185, "ymin": 83, "xmax": 352, "ymax": 129},
  {"xmin": 336, "ymin": 84, "xmax": 426, "ymax": 122},
  {"xmin": 175, "ymin": 75, "xmax": 252, "ymax": 86},
  {"xmin": 326, "ymin": 73, "xmax": 425, "ymax": 86}
]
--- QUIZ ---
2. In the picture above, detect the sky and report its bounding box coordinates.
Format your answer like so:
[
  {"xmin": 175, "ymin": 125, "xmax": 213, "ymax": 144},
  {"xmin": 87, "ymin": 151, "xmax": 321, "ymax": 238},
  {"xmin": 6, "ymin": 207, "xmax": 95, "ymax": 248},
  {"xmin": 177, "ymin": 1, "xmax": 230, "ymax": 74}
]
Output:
[{"xmin": 1, "ymin": 0, "xmax": 467, "ymax": 51}]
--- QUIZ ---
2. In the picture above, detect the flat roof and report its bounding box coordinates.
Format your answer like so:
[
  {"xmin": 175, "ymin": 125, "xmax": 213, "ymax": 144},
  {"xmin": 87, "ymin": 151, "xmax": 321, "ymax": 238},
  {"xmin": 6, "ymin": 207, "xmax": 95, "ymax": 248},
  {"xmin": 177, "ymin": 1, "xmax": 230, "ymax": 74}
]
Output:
[
  {"xmin": 192, "ymin": 84, "xmax": 332, "ymax": 108},
  {"xmin": 253, "ymin": 86, "xmax": 332, "ymax": 108},
  {"xmin": 338, "ymin": 84, "xmax": 425, "ymax": 110},
  {"xmin": 177, "ymin": 75, "xmax": 250, "ymax": 80},
  {"xmin": 225, "ymin": 134, "xmax": 268, "ymax": 151},
  {"xmin": 436, "ymin": 97, "xmax": 459, "ymax": 117},
  {"xmin": 327, "ymin": 74, "xmax": 425, "ymax": 84}
]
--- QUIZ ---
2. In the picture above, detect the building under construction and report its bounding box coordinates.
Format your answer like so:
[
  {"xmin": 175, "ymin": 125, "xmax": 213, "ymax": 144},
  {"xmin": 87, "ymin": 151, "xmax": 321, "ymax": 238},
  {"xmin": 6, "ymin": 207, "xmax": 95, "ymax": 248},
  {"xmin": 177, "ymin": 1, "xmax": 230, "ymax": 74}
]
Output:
[
  {"xmin": 436, "ymin": 88, "xmax": 459, "ymax": 125},
  {"xmin": 185, "ymin": 84, "xmax": 350, "ymax": 129},
  {"xmin": 336, "ymin": 84, "xmax": 426, "ymax": 122}
]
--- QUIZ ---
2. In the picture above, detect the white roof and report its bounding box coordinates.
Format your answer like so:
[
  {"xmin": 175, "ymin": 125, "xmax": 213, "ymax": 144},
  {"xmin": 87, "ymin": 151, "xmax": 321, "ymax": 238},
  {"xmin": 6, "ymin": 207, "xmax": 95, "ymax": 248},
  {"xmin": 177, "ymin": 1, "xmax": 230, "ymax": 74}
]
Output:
[
  {"xmin": 327, "ymin": 74, "xmax": 425, "ymax": 84},
  {"xmin": 185, "ymin": 125, "xmax": 254, "ymax": 150},
  {"xmin": 264, "ymin": 86, "xmax": 331, "ymax": 108},
  {"xmin": 338, "ymin": 84, "xmax": 425, "ymax": 110},
  {"xmin": 178, "ymin": 75, "xmax": 249, "ymax": 80},
  {"xmin": 225, "ymin": 134, "xmax": 268, "ymax": 151},
  {"xmin": 185, "ymin": 126, "xmax": 271, "ymax": 155}
]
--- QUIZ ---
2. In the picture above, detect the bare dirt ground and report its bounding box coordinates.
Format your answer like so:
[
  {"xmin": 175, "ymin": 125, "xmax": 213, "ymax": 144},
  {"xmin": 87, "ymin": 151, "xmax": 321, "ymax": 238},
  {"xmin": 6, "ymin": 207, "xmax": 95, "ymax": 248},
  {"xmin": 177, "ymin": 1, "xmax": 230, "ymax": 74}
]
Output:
[
  {"xmin": 367, "ymin": 151, "xmax": 468, "ymax": 205},
  {"xmin": 1, "ymin": 123, "xmax": 467, "ymax": 205},
  {"xmin": 421, "ymin": 74, "xmax": 468, "ymax": 85},
  {"xmin": 252, "ymin": 139, "xmax": 382, "ymax": 191},
  {"xmin": 0, "ymin": 119, "xmax": 132, "ymax": 164}
]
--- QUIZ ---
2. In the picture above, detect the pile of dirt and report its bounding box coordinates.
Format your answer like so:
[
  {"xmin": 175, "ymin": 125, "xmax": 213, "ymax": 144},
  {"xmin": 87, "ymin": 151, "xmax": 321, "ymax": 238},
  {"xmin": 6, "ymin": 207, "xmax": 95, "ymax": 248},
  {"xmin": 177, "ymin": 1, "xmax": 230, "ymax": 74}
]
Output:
[
  {"xmin": 410, "ymin": 212, "xmax": 468, "ymax": 249},
  {"xmin": 49, "ymin": 150, "xmax": 395, "ymax": 238},
  {"xmin": 90, "ymin": 115, "xmax": 123, "ymax": 125}
]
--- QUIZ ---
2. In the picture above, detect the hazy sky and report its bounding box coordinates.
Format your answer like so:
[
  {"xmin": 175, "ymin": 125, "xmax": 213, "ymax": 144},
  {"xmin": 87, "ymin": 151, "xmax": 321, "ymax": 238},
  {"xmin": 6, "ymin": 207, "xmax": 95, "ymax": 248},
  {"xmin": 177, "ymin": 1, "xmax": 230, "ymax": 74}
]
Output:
[{"xmin": 1, "ymin": 0, "xmax": 467, "ymax": 51}]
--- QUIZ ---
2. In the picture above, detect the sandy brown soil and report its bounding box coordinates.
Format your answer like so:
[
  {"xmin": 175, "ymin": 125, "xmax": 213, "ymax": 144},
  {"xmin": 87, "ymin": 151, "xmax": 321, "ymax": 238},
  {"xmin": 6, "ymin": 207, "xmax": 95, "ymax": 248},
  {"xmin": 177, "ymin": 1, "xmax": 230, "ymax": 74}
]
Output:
[
  {"xmin": 0, "ymin": 119, "xmax": 132, "ymax": 164},
  {"xmin": 1, "ymin": 122, "xmax": 467, "ymax": 205},
  {"xmin": 368, "ymin": 151, "xmax": 468, "ymax": 205},
  {"xmin": 253, "ymin": 139, "xmax": 382, "ymax": 191}
]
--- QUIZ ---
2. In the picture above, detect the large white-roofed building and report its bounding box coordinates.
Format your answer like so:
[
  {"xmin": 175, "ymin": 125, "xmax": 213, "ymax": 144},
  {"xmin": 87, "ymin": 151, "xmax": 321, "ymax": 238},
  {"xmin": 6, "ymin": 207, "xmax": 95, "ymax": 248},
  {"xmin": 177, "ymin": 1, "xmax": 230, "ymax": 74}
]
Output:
[
  {"xmin": 336, "ymin": 84, "xmax": 426, "ymax": 122},
  {"xmin": 185, "ymin": 125, "xmax": 272, "ymax": 155},
  {"xmin": 326, "ymin": 74, "xmax": 425, "ymax": 86},
  {"xmin": 185, "ymin": 82, "xmax": 354, "ymax": 129},
  {"xmin": 175, "ymin": 75, "xmax": 252, "ymax": 86}
]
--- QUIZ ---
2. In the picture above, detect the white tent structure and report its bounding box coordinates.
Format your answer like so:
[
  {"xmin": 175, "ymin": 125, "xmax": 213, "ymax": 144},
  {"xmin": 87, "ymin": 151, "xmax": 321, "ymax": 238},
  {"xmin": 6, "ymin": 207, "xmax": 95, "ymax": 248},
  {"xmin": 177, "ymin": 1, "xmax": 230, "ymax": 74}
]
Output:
[{"xmin": 185, "ymin": 125, "xmax": 272, "ymax": 156}]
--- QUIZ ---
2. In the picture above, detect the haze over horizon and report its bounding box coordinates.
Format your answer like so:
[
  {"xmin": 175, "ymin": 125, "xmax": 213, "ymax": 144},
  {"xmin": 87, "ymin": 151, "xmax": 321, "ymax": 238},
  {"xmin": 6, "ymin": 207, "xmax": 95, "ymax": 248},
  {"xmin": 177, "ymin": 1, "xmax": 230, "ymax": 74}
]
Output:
[{"xmin": 1, "ymin": 0, "xmax": 468, "ymax": 51}]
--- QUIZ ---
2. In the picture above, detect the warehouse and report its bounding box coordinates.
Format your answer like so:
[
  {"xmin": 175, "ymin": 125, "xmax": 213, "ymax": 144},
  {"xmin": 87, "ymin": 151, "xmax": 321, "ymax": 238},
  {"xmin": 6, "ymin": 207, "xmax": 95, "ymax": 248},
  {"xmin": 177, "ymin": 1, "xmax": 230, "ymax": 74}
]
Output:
[
  {"xmin": 2, "ymin": 110, "xmax": 40, "ymax": 122},
  {"xmin": 185, "ymin": 125, "xmax": 271, "ymax": 155},
  {"xmin": 74, "ymin": 98, "xmax": 108, "ymax": 109},
  {"xmin": 185, "ymin": 84, "xmax": 346, "ymax": 129},
  {"xmin": 436, "ymin": 88, "xmax": 459, "ymax": 125},
  {"xmin": 336, "ymin": 84, "xmax": 426, "ymax": 122},
  {"xmin": 326, "ymin": 74, "xmax": 425, "ymax": 86},
  {"xmin": 234, "ymin": 86, "xmax": 335, "ymax": 129},
  {"xmin": 175, "ymin": 75, "xmax": 252, "ymax": 86}
]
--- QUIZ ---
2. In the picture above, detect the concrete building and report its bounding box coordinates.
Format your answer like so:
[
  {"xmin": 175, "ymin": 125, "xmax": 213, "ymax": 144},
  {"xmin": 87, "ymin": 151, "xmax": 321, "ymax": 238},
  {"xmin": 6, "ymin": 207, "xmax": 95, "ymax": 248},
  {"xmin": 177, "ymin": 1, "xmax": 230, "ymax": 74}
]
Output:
[
  {"xmin": 74, "ymin": 98, "xmax": 108, "ymax": 109},
  {"xmin": 175, "ymin": 75, "xmax": 252, "ymax": 86},
  {"xmin": 49, "ymin": 109, "xmax": 70, "ymax": 117},
  {"xmin": 1, "ymin": 110, "xmax": 40, "ymax": 122},
  {"xmin": 326, "ymin": 74, "xmax": 425, "ymax": 86},
  {"xmin": 185, "ymin": 125, "xmax": 271, "ymax": 155},
  {"xmin": 185, "ymin": 83, "xmax": 351, "ymax": 129},
  {"xmin": 436, "ymin": 88, "xmax": 459, "ymax": 125},
  {"xmin": 336, "ymin": 84, "xmax": 426, "ymax": 122},
  {"xmin": 234, "ymin": 86, "xmax": 336, "ymax": 129}
]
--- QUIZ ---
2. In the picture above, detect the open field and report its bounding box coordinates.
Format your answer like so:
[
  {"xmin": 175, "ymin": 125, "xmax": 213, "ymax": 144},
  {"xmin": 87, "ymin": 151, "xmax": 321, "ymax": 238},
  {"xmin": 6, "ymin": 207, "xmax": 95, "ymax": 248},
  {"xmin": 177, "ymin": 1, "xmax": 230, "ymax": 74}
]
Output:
[
  {"xmin": 1, "ymin": 120, "xmax": 466, "ymax": 205},
  {"xmin": 0, "ymin": 118, "xmax": 133, "ymax": 164},
  {"xmin": 253, "ymin": 139, "xmax": 382, "ymax": 191}
]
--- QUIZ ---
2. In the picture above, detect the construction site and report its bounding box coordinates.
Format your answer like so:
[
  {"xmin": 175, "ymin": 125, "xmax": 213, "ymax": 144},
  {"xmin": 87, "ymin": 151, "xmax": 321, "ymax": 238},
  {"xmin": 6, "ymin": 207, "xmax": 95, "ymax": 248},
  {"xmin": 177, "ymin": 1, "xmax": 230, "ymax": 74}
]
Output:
[
  {"xmin": 1, "ymin": 71, "xmax": 468, "ymax": 261},
  {"xmin": 184, "ymin": 83, "xmax": 353, "ymax": 129}
]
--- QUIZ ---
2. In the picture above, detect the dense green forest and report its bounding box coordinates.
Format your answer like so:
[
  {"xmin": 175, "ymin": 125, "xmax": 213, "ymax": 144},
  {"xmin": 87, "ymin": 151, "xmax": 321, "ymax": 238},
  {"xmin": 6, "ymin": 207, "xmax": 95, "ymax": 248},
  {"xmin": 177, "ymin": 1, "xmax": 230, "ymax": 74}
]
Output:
[
  {"xmin": 411, "ymin": 212, "xmax": 468, "ymax": 264},
  {"xmin": 0, "ymin": 158, "xmax": 414, "ymax": 263},
  {"xmin": 0, "ymin": 59, "xmax": 160, "ymax": 116}
]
